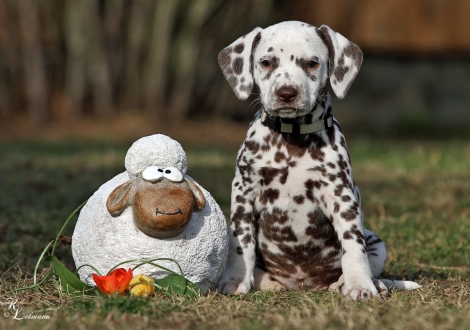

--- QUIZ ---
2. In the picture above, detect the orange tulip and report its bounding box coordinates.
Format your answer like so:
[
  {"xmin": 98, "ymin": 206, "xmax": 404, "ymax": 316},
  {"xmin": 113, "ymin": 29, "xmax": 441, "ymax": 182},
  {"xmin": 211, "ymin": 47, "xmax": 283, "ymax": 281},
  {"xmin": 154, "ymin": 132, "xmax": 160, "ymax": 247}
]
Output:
[{"xmin": 92, "ymin": 268, "xmax": 133, "ymax": 295}]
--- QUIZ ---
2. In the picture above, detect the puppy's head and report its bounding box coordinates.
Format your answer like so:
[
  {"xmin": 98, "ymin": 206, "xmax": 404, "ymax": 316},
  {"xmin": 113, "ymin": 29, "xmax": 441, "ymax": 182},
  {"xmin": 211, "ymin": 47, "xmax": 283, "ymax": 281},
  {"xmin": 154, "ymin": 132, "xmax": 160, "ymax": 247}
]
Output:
[{"xmin": 218, "ymin": 21, "xmax": 362, "ymax": 118}]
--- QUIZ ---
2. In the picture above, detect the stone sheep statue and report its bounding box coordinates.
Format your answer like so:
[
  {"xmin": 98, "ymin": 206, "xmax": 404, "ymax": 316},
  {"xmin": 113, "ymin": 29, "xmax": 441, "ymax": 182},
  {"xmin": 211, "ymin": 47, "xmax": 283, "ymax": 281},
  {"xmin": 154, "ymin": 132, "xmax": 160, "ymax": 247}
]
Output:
[{"xmin": 72, "ymin": 134, "xmax": 229, "ymax": 291}]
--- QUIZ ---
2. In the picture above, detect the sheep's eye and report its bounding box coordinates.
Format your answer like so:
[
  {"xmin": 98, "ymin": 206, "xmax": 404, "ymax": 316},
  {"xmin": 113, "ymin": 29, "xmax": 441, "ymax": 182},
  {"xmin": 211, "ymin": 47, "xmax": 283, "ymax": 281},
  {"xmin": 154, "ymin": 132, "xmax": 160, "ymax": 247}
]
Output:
[
  {"xmin": 142, "ymin": 166, "xmax": 164, "ymax": 181},
  {"xmin": 260, "ymin": 59, "xmax": 271, "ymax": 68},
  {"xmin": 163, "ymin": 167, "xmax": 183, "ymax": 182}
]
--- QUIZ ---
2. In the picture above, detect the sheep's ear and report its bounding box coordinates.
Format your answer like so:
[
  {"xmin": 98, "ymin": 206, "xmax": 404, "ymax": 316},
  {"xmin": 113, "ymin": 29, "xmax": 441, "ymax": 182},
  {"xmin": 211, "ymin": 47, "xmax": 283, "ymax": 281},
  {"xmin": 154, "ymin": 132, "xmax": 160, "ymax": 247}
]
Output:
[
  {"xmin": 218, "ymin": 27, "xmax": 263, "ymax": 100},
  {"xmin": 185, "ymin": 178, "xmax": 206, "ymax": 211},
  {"xmin": 316, "ymin": 25, "xmax": 362, "ymax": 99},
  {"xmin": 106, "ymin": 179, "xmax": 135, "ymax": 216}
]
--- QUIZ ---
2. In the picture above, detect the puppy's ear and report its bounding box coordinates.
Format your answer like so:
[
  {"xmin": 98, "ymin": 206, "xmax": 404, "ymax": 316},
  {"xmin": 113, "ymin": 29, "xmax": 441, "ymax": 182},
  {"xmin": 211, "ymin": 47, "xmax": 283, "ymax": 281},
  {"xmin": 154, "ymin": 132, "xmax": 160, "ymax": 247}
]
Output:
[
  {"xmin": 218, "ymin": 27, "xmax": 263, "ymax": 100},
  {"xmin": 185, "ymin": 177, "xmax": 206, "ymax": 211},
  {"xmin": 317, "ymin": 25, "xmax": 363, "ymax": 99},
  {"xmin": 106, "ymin": 179, "xmax": 135, "ymax": 216}
]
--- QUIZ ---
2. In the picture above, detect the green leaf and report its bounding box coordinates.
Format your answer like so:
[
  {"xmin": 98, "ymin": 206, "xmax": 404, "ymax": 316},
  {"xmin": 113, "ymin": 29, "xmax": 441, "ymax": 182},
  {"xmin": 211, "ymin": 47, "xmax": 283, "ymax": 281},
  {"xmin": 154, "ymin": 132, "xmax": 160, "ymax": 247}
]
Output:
[
  {"xmin": 46, "ymin": 255, "xmax": 96, "ymax": 296},
  {"xmin": 154, "ymin": 274, "xmax": 204, "ymax": 297}
]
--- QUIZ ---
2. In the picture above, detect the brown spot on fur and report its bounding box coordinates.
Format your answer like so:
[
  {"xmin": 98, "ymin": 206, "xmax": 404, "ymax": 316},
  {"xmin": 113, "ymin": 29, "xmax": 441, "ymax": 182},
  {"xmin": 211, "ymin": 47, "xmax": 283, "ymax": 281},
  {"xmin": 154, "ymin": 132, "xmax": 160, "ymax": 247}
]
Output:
[
  {"xmin": 333, "ymin": 43, "xmax": 362, "ymax": 83},
  {"xmin": 262, "ymin": 225, "xmax": 298, "ymax": 243},
  {"xmin": 243, "ymin": 187, "xmax": 254, "ymax": 196},
  {"xmin": 344, "ymin": 43, "xmax": 362, "ymax": 70},
  {"xmin": 232, "ymin": 205, "xmax": 250, "ymax": 223},
  {"xmin": 234, "ymin": 43, "xmax": 245, "ymax": 54},
  {"xmin": 218, "ymin": 47, "xmax": 232, "ymax": 72},
  {"xmin": 228, "ymin": 76, "xmax": 238, "ymax": 89},
  {"xmin": 343, "ymin": 231, "xmax": 353, "ymax": 240},
  {"xmin": 259, "ymin": 167, "xmax": 280, "ymax": 186},
  {"xmin": 260, "ymin": 188, "xmax": 280, "ymax": 204},
  {"xmin": 305, "ymin": 179, "xmax": 315, "ymax": 201},
  {"xmin": 261, "ymin": 144, "xmax": 271, "ymax": 152},
  {"xmin": 241, "ymin": 233, "xmax": 252, "ymax": 247},
  {"xmin": 293, "ymin": 195, "xmax": 305, "ymax": 204},
  {"xmin": 233, "ymin": 57, "xmax": 244, "ymax": 75},
  {"xmin": 245, "ymin": 140, "xmax": 260, "ymax": 154},
  {"xmin": 287, "ymin": 159, "xmax": 297, "ymax": 167},
  {"xmin": 334, "ymin": 202, "xmax": 340, "ymax": 213},
  {"xmin": 340, "ymin": 202, "xmax": 360, "ymax": 221},
  {"xmin": 310, "ymin": 148, "xmax": 326, "ymax": 161},
  {"xmin": 279, "ymin": 167, "xmax": 289, "ymax": 184},
  {"xmin": 274, "ymin": 151, "xmax": 286, "ymax": 163},
  {"xmin": 261, "ymin": 207, "xmax": 289, "ymax": 224},
  {"xmin": 249, "ymin": 32, "xmax": 262, "ymax": 75}
]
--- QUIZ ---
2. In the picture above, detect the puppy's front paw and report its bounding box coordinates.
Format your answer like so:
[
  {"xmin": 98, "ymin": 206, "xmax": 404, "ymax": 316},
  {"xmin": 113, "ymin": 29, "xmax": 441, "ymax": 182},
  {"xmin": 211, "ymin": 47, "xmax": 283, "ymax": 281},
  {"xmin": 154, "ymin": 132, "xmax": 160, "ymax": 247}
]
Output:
[
  {"xmin": 343, "ymin": 278, "xmax": 379, "ymax": 300},
  {"xmin": 216, "ymin": 278, "xmax": 251, "ymax": 295}
]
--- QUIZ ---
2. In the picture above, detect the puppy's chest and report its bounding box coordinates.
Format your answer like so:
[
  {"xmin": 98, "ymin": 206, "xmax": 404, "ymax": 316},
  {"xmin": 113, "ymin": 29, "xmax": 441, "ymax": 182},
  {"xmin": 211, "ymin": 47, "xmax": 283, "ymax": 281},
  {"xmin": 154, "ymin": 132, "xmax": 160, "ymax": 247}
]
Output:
[
  {"xmin": 247, "ymin": 133, "xmax": 324, "ymax": 208},
  {"xmin": 245, "ymin": 132, "xmax": 334, "ymax": 242}
]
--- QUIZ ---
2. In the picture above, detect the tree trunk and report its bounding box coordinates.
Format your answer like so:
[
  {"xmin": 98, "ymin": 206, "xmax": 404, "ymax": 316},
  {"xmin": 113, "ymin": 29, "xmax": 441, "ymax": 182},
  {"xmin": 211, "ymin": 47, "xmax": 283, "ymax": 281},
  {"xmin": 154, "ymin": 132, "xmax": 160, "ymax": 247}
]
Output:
[
  {"xmin": 64, "ymin": 0, "xmax": 87, "ymax": 117},
  {"xmin": 168, "ymin": 0, "xmax": 225, "ymax": 120},
  {"xmin": 142, "ymin": 0, "xmax": 180, "ymax": 115},
  {"xmin": 124, "ymin": 0, "xmax": 153, "ymax": 111},
  {"xmin": 16, "ymin": 0, "xmax": 48, "ymax": 124},
  {"xmin": 82, "ymin": 0, "xmax": 113, "ymax": 117}
]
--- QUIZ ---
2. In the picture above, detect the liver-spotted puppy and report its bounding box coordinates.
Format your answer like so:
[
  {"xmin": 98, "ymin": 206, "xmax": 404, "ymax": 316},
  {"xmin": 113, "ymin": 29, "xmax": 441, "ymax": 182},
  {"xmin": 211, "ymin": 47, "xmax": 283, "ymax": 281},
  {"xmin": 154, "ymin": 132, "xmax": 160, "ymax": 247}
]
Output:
[{"xmin": 216, "ymin": 21, "xmax": 420, "ymax": 300}]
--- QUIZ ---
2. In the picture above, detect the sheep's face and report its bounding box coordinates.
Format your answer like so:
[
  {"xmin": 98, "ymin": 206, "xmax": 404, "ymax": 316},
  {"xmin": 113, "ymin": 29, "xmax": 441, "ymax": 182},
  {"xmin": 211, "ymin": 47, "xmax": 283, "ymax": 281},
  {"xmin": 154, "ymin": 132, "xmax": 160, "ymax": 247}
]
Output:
[{"xmin": 106, "ymin": 166, "xmax": 206, "ymax": 238}]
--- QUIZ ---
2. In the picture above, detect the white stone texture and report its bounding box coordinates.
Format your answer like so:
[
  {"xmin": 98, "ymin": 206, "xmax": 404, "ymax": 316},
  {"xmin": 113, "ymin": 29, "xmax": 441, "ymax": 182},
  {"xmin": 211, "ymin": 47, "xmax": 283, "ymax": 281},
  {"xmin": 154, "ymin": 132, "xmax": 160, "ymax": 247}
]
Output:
[{"xmin": 71, "ymin": 135, "xmax": 228, "ymax": 291}]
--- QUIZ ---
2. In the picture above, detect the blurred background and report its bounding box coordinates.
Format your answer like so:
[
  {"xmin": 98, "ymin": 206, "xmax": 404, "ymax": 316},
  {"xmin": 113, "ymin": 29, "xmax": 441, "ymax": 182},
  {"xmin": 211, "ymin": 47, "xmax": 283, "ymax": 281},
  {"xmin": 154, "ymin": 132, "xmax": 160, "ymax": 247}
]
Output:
[{"xmin": 0, "ymin": 0, "xmax": 470, "ymax": 140}]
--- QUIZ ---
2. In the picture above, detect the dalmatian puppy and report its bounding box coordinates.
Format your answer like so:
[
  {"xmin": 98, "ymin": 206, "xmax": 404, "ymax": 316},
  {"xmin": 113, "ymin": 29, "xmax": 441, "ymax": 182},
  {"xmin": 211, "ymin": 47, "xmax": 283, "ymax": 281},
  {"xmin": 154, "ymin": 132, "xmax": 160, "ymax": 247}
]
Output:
[{"xmin": 216, "ymin": 21, "xmax": 420, "ymax": 300}]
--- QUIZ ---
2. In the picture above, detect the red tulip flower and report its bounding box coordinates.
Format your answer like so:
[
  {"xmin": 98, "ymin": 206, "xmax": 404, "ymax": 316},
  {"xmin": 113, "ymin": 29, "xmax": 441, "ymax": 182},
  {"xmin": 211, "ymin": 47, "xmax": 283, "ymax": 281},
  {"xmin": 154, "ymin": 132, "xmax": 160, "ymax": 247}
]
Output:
[{"xmin": 92, "ymin": 268, "xmax": 133, "ymax": 295}]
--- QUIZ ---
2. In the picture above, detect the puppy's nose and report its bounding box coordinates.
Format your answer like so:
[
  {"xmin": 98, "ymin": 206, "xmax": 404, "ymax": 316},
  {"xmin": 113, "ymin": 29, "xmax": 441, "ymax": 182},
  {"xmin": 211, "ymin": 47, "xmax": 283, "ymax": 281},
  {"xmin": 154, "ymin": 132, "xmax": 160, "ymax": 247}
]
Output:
[{"xmin": 277, "ymin": 86, "xmax": 298, "ymax": 103}]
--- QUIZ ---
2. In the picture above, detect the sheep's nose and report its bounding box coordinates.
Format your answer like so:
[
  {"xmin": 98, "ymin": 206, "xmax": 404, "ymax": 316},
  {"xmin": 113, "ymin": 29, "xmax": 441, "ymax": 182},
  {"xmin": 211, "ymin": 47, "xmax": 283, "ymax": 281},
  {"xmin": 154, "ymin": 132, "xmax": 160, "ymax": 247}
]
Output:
[{"xmin": 277, "ymin": 86, "xmax": 298, "ymax": 103}]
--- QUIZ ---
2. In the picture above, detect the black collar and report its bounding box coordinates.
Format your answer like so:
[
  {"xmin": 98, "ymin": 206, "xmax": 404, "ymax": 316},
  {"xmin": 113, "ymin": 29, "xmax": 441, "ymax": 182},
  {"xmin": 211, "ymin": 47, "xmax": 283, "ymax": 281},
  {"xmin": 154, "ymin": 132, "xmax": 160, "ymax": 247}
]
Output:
[{"xmin": 260, "ymin": 109, "xmax": 333, "ymax": 135}]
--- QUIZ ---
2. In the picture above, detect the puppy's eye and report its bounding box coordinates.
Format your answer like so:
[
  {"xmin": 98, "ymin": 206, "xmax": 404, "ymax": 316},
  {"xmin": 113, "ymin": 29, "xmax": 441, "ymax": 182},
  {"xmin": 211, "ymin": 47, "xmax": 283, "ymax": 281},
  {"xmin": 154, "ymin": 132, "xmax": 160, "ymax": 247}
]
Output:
[
  {"xmin": 260, "ymin": 59, "xmax": 271, "ymax": 68},
  {"xmin": 163, "ymin": 167, "xmax": 183, "ymax": 182},
  {"xmin": 142, "ymin": 166, "xmax": 164, "ymax": 181},
  {"xmin": 306, "ymin": 60, "xmax": 318, "ymax": 69}
]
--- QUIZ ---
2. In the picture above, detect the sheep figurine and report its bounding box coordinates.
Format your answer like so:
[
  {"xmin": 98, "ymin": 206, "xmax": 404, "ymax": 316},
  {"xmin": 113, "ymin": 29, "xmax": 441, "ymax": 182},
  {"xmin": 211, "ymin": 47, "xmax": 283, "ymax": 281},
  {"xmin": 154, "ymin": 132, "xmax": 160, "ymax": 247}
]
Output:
[{"xmin": 71, "ymin": 134, "xmax": 229, "ymax": 291}]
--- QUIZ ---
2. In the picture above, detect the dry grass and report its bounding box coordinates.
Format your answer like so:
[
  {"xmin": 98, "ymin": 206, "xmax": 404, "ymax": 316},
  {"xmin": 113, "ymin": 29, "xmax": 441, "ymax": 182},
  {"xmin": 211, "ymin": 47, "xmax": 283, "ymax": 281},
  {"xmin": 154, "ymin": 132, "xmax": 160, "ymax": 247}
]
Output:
[
  {"xmin": 1, "ymin": 278, "xmax": 469, "ymax": 330},
  {"xmin": 1, "ymin": 120, "xmax": 469, "ymax": 329}
]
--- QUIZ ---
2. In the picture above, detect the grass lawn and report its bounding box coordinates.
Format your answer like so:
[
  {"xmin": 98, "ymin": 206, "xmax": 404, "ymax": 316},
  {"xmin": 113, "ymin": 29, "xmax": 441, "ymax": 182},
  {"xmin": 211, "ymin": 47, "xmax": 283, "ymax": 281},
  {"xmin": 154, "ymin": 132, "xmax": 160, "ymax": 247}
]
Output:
[{"xmin": 0, "ymin": 135, "xmax": 469, "ymax": 329}]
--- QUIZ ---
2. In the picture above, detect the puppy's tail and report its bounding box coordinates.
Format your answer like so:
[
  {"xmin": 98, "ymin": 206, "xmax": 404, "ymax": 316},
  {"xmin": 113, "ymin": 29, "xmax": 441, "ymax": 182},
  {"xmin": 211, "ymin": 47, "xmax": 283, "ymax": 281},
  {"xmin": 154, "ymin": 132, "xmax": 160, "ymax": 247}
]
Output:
[{"xmin": 379, "ymin": 279, "xmax": 422, "ymax": 290}]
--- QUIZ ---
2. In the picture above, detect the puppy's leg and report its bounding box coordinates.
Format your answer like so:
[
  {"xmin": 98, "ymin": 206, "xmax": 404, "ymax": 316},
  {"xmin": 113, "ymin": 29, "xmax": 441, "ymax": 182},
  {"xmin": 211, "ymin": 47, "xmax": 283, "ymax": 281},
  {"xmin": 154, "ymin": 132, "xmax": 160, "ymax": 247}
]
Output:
[
  {"xmin": 364, "ymin": 230, "xmax": 421, "ymax": 292},
  {"xmin": 217, "ymin": 152, "xmax": 258, "ymax": 294},
  {"xmin": 364, "ymin": 229, "xmax": 387, "ymax": 278},
  {"xmin": 216, "ymin": 225, "xmax": 256, "ymax": 294},
  {"xmin": 329, "ymin": 230, "xmax": 388, "ymax": 297},
  {"xmin": 314, "ymin": 140, "xmax": 379, "ymax": 299},
  {"xmin": 365, "ymin": 230, "xmax": 388, "ymax": 296}
]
